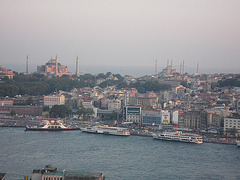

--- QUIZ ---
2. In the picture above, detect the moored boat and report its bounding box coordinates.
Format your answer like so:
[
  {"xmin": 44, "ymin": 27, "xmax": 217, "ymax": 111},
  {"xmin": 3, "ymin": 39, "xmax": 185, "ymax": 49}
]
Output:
[
  {"xmin": 237, "ymin": 141, "xmax": 240, "ymax": 147},
  {"xmin": 153, "ymin": 131, "xmax": 203, "ymax": 144},
  {"xmin": 25, "ymin": 120, "xmax": 80, "ymax": 131},
  {"xmin": 81, "ymin": 125, "xmax": 130, "ymax": 136}
]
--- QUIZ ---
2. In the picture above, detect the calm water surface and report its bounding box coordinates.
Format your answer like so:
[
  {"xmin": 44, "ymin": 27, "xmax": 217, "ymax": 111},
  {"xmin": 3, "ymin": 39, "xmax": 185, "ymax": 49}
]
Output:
[{"xmin": 0, "ymin": 127, "xmax": 240, "ymax": 180}]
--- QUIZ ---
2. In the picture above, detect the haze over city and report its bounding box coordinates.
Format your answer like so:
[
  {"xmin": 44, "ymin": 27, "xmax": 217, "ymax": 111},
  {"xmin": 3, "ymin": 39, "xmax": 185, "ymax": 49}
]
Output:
[{"xmin": 1, "ymin": 0, "xmax": 240, "ymax": 76}]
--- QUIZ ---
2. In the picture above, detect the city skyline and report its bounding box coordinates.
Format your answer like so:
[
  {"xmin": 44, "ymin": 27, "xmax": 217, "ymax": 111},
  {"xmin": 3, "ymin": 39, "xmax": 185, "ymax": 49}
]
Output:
[{"xmin": 1, "ymin": 0, "xmax": 240, "ymax": 76}]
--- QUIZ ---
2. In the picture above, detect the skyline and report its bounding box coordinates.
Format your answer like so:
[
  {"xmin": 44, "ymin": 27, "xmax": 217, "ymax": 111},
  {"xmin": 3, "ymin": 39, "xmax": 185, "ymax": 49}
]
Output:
[{"xmin": 1, "ymin": 0, "xmax": 240, "ymax": 76}]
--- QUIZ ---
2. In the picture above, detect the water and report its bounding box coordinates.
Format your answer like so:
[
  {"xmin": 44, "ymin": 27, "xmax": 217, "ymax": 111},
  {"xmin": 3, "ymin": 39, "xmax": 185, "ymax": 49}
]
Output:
[{"xmin": 0, "ymin": 127, "xmax": 240, "ymax": 180}]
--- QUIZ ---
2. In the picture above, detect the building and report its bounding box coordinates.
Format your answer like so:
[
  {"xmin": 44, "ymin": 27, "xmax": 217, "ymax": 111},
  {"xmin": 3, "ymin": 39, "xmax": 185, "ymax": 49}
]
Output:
[
  {"xmin": 0, "ymin": 105, "xmax": 43, "ymax": 116},
  {"xmin": 142, "ymin": 109, "xmax": 161, "ymax": 125},
  {"xmin": 30, "ymin": 165, "xmax": 105, "ymax": 180},
  {"xmin": 0, "ymin": 65, "xmax": 14, "ymax": 79},
  {"xmin": 44, "ymin": 95, "xmax": 65, "ymax": 107},
  {"xmin": 108, "ymin": 99, "xmax": 121, "ymax": 111},
  {"xmin": 137, "ymin": 97, "xmax": 158, "ymax": 109},
  {"xmin": 237, "ymin": 96, "xmax": 240, "ymax": 115},
  {"xmin": 161, "ymin": 110, "xmax": 170, "ymax": 124},
  {"xmin": 224, "ymin": 114, "xmax": 240, "ymax": 136},
  {"xmin": 172, "ymin": 110, "xmax": 179, "ymax": 124},
  {"xmin": 0, "ymin": 98, "xmax": 13, "ymax": 106},
  {"xmin": 123, "ymin": 106, "xmax": 141, "ymax": 123},
  {"xmin": 183, "ymin": 110, "xmax": 208, "ymax": 130},
  {"xmin": 37, "ymin": 57, "xmax": 69, "ymax": 76}
]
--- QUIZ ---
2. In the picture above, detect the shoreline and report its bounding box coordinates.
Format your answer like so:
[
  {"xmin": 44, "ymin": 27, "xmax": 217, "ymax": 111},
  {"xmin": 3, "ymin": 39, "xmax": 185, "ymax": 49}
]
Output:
[{"xmin": 0, "ymin": 126, "xmax": 238, "ymax": 145}]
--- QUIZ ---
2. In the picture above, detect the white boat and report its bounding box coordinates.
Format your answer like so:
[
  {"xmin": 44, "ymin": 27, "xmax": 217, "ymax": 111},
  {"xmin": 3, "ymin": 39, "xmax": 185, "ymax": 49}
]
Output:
[
  {"xmin": 237, "ymin": 141, "xmax": 240, "ymax": 147},
  {"xmin": 152, "ymin": 131, "xmax": 203, "ymax": 144},
  {"xmin": 81, "ymin": 125, "xmax": 130, "ymax": 136},
  {"xmin": 25, "ymin": 120, "xmax": 80, "ymax": 131}
]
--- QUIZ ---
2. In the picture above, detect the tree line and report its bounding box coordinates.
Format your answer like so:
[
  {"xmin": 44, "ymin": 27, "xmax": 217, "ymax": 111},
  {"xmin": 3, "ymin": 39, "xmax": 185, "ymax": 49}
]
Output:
[{"xmin": 0, "ymin": 73, "xmax": 171, "ymax": 97}]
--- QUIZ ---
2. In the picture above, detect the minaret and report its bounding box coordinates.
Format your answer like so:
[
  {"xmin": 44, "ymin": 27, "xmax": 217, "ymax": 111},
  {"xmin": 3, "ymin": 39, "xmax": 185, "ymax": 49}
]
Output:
[
  {"xmin": 26, "ymin": 55, "xmax": 29, "ymax": 75},
  {"xmin": 180, "ymin": 62, "xmax": 182, "ymax": 75},
  {"xmin": 55, "ymin": 55, "xmax": 59, "ymax": 76},
  {"xmin": 182, "ymin": 60, "xmax": 185, "ymax": 74},
  {"xmin": 197, "ymin": 62, "xmax": 199, "ymax": 74},
  {"xmin": 155, "ymin": 59, "xmax": 157, "ymax": 75},
  {"xmin": 76, "ymin": 56, "xmax": 79, "ymax": 76}
]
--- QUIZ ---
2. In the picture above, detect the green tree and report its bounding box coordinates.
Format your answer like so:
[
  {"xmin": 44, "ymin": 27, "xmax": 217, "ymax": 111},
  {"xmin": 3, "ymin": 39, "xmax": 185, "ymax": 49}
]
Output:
[
  {"xmin": 227, "ymin": 127, "xmax": 238, "ymax": 137},
  {"xmin": 116, "ymin": 81, "xmax": 128, "ymax": 89},
  {"xmin": 50, "ymin": 105, "xmax": 72, "ymax": 118},
  {"xmin": 77, "ymin": 106, "xmax": 94, "ymax": 120}
]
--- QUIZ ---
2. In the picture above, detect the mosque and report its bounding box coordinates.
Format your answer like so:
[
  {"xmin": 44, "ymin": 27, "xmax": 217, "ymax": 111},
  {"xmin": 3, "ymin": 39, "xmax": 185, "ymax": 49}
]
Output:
[{"xmin": 37, "ymin": 56, "xmax": 79, "ymax": 77}]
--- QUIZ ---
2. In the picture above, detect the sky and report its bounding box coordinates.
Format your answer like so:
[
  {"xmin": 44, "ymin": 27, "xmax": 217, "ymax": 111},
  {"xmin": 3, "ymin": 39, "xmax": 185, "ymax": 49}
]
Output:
[{"xmin": 0, "ymin": 0, "xmax": 240, "ymax": 76}]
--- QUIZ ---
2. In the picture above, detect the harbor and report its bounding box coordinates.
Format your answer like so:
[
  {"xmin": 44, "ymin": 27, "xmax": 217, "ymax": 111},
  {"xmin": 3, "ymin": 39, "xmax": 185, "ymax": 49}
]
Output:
[{"xmin": 1, "ymin": 127, "xmax": 240, "ymax": 180}]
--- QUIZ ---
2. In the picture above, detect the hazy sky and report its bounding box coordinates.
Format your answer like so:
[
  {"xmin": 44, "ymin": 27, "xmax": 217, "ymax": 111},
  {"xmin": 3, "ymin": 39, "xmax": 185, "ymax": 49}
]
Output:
[{"xmin": 0, "ymin": 0, "xmax": 240, "ymax": 75}]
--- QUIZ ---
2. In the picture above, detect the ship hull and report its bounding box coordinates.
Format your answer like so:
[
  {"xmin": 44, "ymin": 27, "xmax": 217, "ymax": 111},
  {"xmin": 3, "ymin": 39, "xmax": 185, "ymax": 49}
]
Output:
[
  {"xmin": 25, "ymin": 127, "xmax": 80, "ymax": 131},
  {"xmin": 81, "ymin": 130, "xmax": 130, "ymax": 136}
]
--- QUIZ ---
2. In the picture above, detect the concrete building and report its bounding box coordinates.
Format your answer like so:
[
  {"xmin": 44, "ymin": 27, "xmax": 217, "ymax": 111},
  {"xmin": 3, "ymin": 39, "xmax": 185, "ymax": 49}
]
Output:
[
  {"xmin": 0, "ymin": 98, "xmax": 13, "ymax": 106},
  {"xmin": 100, "ymin": 98, "xmax": 108, "ymax": 109},
  {"xmin": 237, "ymin": 96, "xmax": 240, "ymax": 115},
  {"xmin": 161, "ymin": 110, "xmax": 170, "ymax": 124},
  {"xmin": 108, "ymin": 99, "xmax": 121, "ymax": 111},
  {"xmin": 224, "ymin": 114, "xmax": 240, "ymax": 136},
  {"xmin": 137, "ymin": 97, "xmax": 158, "ymax": 109},
  {"xmin": 44, "ymin": 95, "xmax": 65, "ymax": 107},
  {"xmin": 142, "ymin": 109, "xmax": 161, "ymax": 125},
  {"xmin": 183, "ymin": 110, "xmax": 208, "ymax": 130},
  {"xmin": 123, "ymin": 106, "xmax": 141, "ymax": 123},
  {"xmin": 172, "ymin": 110, "xmax": 179, "ymax": 124},
  {"xmin": 30, "ymin": 165, "xmax": 105, "ymax": 180},
  {"xmin": 82, "ymin": 101, "xmax": 94, "ymax": 109},
  {"xmin": 0, "ymin": 105, "xmax": 43, "ymax": 116}
]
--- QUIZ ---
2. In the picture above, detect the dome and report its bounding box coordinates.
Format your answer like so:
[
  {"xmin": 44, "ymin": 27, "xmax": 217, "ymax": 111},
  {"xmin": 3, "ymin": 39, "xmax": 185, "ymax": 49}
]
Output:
[{"xmin": 46, "ymin": 58, "xmax": 61, "ymax": 66}]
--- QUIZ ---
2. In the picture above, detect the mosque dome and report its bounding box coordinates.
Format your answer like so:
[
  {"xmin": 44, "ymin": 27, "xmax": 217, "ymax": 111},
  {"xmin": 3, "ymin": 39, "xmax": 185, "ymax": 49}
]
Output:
[{"xmin": 46, "ymin": 58, "xmax": 61, "ymax": 66}]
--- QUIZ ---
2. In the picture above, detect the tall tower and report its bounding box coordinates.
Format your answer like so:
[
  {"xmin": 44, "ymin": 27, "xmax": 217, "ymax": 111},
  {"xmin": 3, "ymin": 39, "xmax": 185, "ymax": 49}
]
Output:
[
  {"xmin": 155, "ymin": 59, "xmax": 157, "ymax": 75},
  {"xmin": 76, "ymin": 56, "xmax": 79, "ymax": 76},
  {"xmin": 26, "ymin": 55, "xmax": 29, "ymax": 75},
  {"xmin": 182, "ymin": 60, "xmax": 185, "ymax": 75},
  {"xmin": 55, "ymin": 55, "xmax": 59, "ymax": 76},
  {"xmin": 197, "ymin": 62, "xmax": 199, "ymax": 74},
  {"xmin": 180, "ymin": 62, "xmax": 182, "ymax": 75}
]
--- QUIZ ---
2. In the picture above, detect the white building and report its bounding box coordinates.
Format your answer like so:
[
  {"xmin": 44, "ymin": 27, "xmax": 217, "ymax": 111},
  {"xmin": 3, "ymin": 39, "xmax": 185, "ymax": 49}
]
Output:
[
  {"xmin": 44, "ymin": 95, "xmax": 65, "ymax": 107},
  {"xmin": 224, "ymin": 116, "xmax": 240, "ymax": 136},
  {"xmin": 161, "ymin": 110, "xmax": 170, "ymax": 124},
  {"xmin": 172, "ymin": 110, "xmax": 179, "ymax": 124},
  {"xmin": 123, "ymin": 106, "xmax": 141, "ymax": 123}
]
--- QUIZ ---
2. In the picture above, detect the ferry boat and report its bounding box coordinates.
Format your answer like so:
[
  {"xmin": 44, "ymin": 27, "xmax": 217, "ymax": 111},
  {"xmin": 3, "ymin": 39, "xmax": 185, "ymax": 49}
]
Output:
[
  {"xmin": 25, "ymin": 120, "xmax": 80, "ymax": 131},
  {"xmin": 81, "ymin": 125, "xmax": 130, "ymax": 136},
  {"xmin": 152, "ymin": 131, "xmax": 203, "ymax": 144}
]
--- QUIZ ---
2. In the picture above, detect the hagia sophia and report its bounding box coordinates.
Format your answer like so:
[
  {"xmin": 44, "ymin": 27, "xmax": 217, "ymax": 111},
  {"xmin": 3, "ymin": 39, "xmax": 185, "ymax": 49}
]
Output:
[{"xmin": 37, "ymin": 56, "xmax": 79, "ymax": 77}]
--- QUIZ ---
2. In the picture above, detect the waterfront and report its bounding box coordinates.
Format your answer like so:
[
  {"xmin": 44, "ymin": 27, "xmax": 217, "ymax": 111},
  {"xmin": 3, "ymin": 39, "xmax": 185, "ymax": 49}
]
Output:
[{"xmin": 0, "ymin": 127, "xmax": 240, "ymax": 180}]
